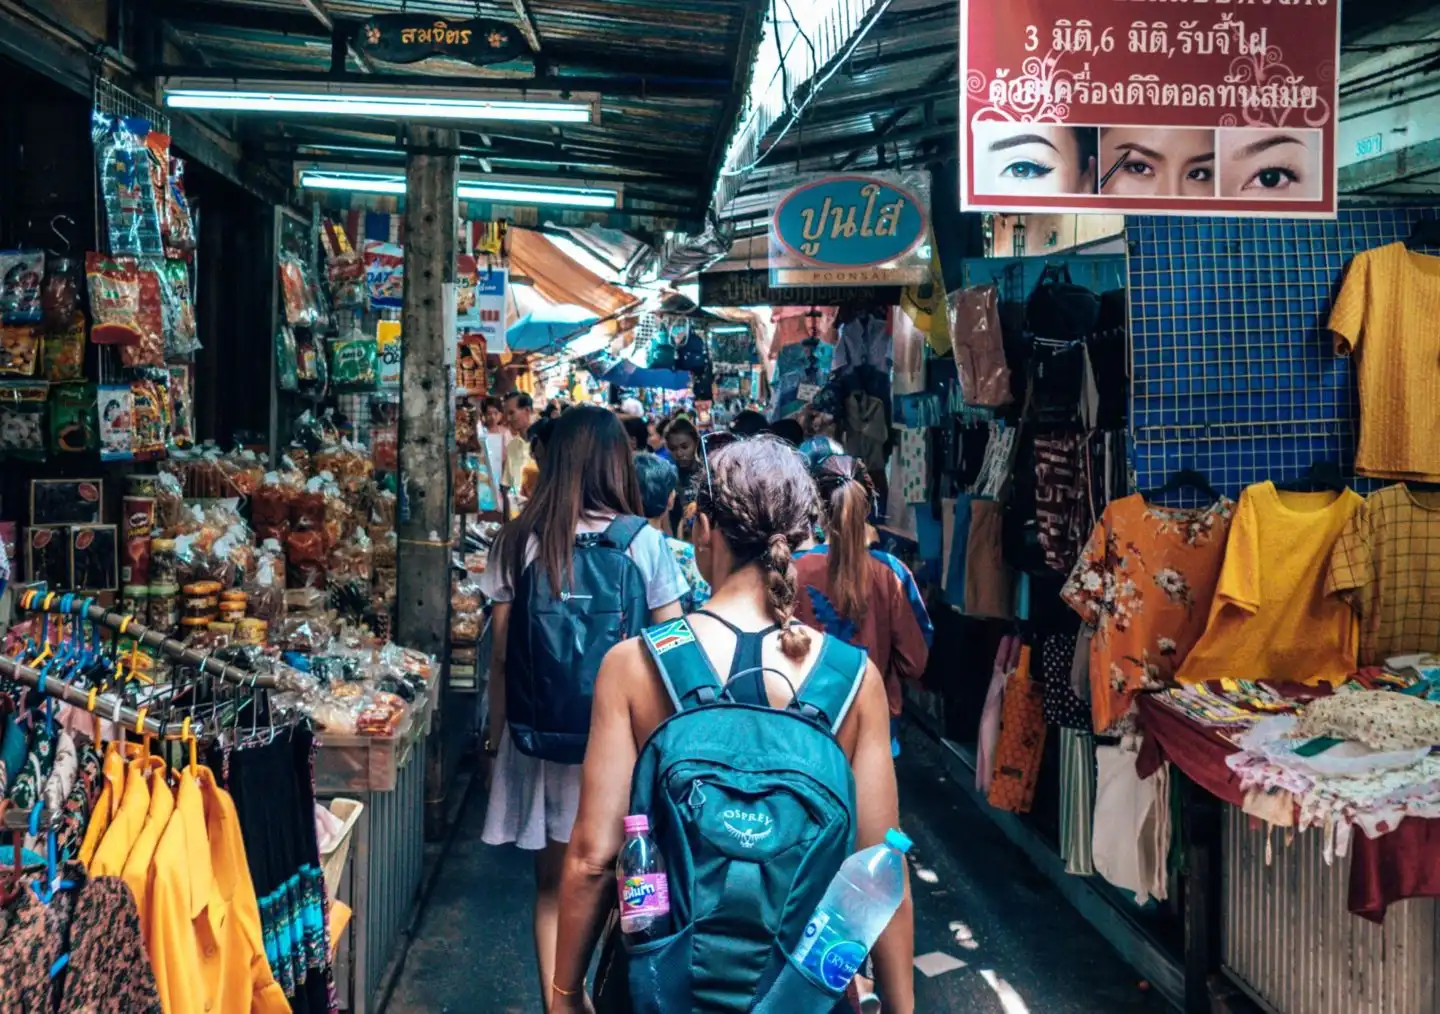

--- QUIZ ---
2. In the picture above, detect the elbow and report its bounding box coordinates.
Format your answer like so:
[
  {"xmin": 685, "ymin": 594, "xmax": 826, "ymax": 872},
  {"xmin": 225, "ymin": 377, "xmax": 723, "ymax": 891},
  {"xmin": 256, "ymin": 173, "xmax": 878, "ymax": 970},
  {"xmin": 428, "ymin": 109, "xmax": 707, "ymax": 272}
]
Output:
[{"xmin": 565, "ymin": 835, "xmax": 619, "ymax": 882}]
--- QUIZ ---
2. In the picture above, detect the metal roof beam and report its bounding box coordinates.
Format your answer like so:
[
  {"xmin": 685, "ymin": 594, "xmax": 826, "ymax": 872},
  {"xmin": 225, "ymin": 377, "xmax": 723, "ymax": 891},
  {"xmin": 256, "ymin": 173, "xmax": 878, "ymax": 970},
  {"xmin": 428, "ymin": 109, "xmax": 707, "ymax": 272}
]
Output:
[{"xmin": 510, "ymin": 0, "xmax": 541, "ymax": 52}]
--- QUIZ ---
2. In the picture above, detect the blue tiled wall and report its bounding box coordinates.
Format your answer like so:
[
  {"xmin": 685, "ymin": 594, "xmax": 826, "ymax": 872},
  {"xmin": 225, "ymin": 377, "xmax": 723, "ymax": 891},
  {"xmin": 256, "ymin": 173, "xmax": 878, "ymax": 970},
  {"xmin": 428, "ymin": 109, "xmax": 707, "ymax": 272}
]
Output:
[{"xmin": 1128, "ymin": 208, "xmax": 1438, "ymax": 494}]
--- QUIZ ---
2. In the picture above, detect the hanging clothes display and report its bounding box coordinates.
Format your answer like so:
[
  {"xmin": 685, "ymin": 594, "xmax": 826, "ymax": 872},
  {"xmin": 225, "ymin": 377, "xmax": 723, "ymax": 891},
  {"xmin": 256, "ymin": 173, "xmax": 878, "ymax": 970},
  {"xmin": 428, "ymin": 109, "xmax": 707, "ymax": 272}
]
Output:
[
  {"xmin": 0, "ymin": 593, "xmax": 346, "ymax": 1014},
  {"xmin": 1059, "ymin": 727, "xmax": 1096, "ymax": 876},
  {"xmin": 1062, "ymin": 494, "xmax": 1234, "ymax": 733},
  {"xmin": 1176, "ymin": 482, "xmax": 1361, "ymax": 686},
  {"xmin": 986, "ymin": 643, "xmax": 1045, "ymax": 814},
  {"xmin": 1327, "ymin": 483, "xmax": 1440, "ymax": 665},
  {"xmin": 1092, "ymin": 743, "xmax": 1170, "ymax": 906}
]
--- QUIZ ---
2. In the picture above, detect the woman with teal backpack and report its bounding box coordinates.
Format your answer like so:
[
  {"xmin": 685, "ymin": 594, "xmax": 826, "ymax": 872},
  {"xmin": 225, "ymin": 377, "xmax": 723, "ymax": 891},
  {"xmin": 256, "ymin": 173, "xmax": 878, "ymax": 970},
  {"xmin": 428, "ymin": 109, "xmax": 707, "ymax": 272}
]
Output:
[{"xmin": 551, "ymin": 436, "xmax": 914, "ymax": 1014}]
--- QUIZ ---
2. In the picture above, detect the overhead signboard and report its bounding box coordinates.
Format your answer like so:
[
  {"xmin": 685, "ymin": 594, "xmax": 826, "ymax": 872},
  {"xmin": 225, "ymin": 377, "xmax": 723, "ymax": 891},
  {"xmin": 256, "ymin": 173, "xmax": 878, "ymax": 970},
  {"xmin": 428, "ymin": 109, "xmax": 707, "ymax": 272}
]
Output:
[
  {"xmin": 768, "ymin": 171, "xmax": 931, "ymax": 287},
  {"xmin": 960, "ymin": 2, "xmax": 1340, "ymax": 218},
  {"xmin": 354, "ymin": 15, "xmax": 526, "ymax": 67},
  {"xmin": 699, "ymin": 269, "xmax": 901, "ymax": 307}
]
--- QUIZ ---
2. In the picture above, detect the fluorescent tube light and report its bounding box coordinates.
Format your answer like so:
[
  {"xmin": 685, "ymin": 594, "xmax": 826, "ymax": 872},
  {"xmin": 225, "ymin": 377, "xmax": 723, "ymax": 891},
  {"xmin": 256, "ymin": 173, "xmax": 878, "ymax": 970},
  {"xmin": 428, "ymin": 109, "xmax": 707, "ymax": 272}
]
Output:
[
  {"xmin": 707, "ymin": 324, "xmax": 750, "ymax": 335},
  {"xmin": 298, "ymin": 170, "xmax": 618, "ymax": 209},
  {"xmin": 462, "ymin": 184, "xmax": 615, "ymax": 209},
  {"xmin": 161, "ymin": 80, "xmax": 596, "ymax": 124}
]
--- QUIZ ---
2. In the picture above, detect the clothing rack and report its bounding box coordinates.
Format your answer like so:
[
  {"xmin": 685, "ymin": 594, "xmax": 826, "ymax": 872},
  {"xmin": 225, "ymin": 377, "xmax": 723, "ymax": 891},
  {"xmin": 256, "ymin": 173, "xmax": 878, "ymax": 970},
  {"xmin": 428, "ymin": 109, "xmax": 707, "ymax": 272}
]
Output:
[
  {"xmin": 17, "ymin": 592, "xmax": 282, "ymax": 690},
  {"xmin": 0, "ymin": 653, "xmax": 173, "ymax": 738}
]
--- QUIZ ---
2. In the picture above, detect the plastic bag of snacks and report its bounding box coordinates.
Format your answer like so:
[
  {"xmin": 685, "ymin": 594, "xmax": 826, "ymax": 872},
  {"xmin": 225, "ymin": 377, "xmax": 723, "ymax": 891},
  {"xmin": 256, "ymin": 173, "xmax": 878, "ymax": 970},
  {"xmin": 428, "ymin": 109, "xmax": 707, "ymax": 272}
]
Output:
[
  {"xmin": 244, "ymin": 539, "xmax": 287, "ymax": 622},
  {"xmin": 161, "ymin": 259, "xmax": 199, "ymax": 358},
  {"xmin": 164, "ymin": 157, "xmax": 196, "ymax": 257},
  {"xmin": 49, "ymin": 383, "xmax": 97, "ymax": 455},
  {"xmin": 329, "ymin": 335, "xmax": 378, "ymax": 390},
  {"xmin": 154, "ymin": 470, "xmax": 186, "ymax": 533},
  {"xmin": 41, "ymin": 254, "xmax": 79, "ymax": 331},
  {"xmin": 0, "ymin": 381, "xmax": 47, "ymax": 461},
  {"xmin": 0, "ymin": 250, "xmax": 45, "ymax": 325},
  {"xmin": 43, "ymin": 312, "xmax": 85, "ymax": 382},
  {"xmin": 451, "ymin": 579, "xmax": 483, "ymax": 642},
  {"xmin": 93, "ymin": 114, "xmax": 164, "ymax": 257},
  {"xmin": 0, "ymin": 325, "xmax": 40, "ymax": 377},
  {"xmin": 86, "ymin": 253, "xmax": 142, "ymax": 344},
  {"xmin": 278, "ymin": 252, "xmax": 318, "ymax": 327}
]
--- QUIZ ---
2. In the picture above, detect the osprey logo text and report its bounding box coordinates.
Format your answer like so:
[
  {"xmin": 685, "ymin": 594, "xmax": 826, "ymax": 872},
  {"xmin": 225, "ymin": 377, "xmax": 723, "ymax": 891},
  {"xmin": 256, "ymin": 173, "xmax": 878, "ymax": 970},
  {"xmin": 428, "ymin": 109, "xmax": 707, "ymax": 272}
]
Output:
[{"xmin": 721, "ymin": 808, "xmax": 774, "ymax": 849}]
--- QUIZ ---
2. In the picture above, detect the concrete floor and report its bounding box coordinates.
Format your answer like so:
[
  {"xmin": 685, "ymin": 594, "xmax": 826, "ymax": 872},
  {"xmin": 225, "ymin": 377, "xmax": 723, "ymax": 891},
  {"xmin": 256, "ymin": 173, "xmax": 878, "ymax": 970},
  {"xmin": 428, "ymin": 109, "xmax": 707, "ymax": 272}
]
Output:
[{"xmin": 387, "ymin": 749, "xmax": 1173, "ymax": 1014}]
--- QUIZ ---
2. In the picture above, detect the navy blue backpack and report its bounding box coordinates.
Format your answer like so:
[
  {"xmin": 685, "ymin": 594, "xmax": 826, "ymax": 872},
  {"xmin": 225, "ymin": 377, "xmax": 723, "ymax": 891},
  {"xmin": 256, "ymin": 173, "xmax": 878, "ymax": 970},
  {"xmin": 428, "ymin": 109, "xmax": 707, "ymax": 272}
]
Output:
[{"xmin": 505, "ymin": 516, "xmax": 649, "ymax": 763}]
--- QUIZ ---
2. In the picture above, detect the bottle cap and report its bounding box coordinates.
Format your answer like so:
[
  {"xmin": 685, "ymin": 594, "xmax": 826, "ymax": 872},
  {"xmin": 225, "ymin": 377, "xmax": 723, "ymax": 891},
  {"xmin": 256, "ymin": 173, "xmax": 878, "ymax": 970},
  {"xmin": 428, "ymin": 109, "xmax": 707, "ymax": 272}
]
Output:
[
  {"xmin": 884, "ymin": 828, "xmax": 913, "ymax": 854},
  {"xmin": 623, "ymin": 814, "xmax": 650, "ymax": 835}
]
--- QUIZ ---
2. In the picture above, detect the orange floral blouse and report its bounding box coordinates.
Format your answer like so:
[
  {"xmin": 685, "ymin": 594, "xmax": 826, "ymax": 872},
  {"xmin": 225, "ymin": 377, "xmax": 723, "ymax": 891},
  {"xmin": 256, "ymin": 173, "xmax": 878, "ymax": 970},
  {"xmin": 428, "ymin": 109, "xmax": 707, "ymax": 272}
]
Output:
[{"xmin": 1061, "ymin": 494, "xmax": 1234, "ymax": 733}]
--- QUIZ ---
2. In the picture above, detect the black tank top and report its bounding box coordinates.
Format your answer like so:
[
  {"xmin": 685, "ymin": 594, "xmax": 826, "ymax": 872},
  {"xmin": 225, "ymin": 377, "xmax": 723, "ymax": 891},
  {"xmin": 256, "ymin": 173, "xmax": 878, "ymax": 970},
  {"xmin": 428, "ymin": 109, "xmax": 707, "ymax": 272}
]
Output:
[{"xmin": 690, "ymin": 609, "xmax": 780, "ymax": 707}]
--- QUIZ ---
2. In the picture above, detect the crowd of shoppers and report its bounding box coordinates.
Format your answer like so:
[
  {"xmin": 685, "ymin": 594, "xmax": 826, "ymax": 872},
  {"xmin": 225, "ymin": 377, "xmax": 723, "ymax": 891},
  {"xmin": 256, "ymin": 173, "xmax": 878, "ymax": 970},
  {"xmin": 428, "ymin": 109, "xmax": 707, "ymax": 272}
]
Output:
[{"xmin": 479, "ymin": 392, "xmax": 928, "ymax": 1014}]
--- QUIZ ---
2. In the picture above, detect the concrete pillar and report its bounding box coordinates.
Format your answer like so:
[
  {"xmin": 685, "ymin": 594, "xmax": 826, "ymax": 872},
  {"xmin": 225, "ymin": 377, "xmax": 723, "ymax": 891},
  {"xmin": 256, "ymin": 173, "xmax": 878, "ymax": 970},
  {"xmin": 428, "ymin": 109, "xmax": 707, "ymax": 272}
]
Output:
[{"xmin": 396, "ymin": 126, "xmax": 457, "ymax": 840}]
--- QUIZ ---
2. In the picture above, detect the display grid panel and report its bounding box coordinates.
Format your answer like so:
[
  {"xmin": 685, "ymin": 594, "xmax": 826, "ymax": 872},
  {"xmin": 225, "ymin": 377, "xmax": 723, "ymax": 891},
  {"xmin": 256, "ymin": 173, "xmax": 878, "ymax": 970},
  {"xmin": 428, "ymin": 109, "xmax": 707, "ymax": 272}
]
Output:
[{"xmin": 1128, "ymin": 207, "xmax": 1438, "ymax": 495}]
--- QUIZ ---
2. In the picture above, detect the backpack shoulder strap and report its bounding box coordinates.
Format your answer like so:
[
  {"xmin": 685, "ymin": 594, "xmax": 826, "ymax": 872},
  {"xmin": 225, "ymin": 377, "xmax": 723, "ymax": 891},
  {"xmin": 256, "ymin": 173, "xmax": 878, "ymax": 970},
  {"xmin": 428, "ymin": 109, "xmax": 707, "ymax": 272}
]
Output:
[
  {"xmin": 602, "ymin": 515, "xmax": 648, "ymax": 550},
  {"xmin": 790, "ymin": 634, "xmax": 867, "ymax": 734},
  {"xmin": 640, "ymin": 619, "xmax": 722, "ymax": 713}
]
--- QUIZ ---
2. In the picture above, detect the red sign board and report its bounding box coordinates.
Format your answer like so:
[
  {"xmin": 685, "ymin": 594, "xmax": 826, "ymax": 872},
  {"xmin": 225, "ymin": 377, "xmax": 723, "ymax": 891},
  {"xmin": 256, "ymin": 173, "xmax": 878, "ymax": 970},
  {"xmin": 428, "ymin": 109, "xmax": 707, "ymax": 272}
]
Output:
[{"xmin": 960, "ymin": 1, "xmax": 1340, "ymax": 218}]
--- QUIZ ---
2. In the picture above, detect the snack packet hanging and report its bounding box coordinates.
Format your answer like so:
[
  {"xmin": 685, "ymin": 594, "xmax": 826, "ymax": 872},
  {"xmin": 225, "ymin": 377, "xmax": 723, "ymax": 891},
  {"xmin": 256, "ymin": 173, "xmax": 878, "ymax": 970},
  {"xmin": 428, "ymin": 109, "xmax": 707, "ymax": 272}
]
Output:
[
  {"xmin": 0, "ymin": 326, "xmax": 40, "ymax": 377},
  {"xmin": 166, "ymin": 365, "xmax": 194, "ymax": 449},
  {"xmin": 42, "ymin": 313, "xmax": 85, "ymax": 383},
  {"xmin": 49, "ymin": 383, "xmax": 97, "ymax": 455},
  {"xmin": 120, "ymin": 259, "xmax": 166, "ymax": 368},
  {"xmin": 97, "ymin": 382, "xmax": 135, "ymax": 461},
  {"xmin": 0, "ymin": 250, "xmax": 45, "ymax": 325},
  {"xmin": 363, "ymin": 241, "xmax": 404, "ymax": 309},
  {"xmin": 86, "ymin": 253, "xmax": 142, "ymax": 344},
  {"xmin": 329, "ymin": 335, "xmax": 378, "ymax": 390},
  {"xmin": 161, "ymin": 259, "xmax": 199, "ymax": 357},
  {"xmin": 164, "ymin": 157, "xmax": 196, "ymax": 257},
  {"xmin": 92, "ymin": 113, "xmax": 164, "ymax": 257},
  {"xmin": 0, "ymin": 382, "xmax": 47, "ymax": 462}
]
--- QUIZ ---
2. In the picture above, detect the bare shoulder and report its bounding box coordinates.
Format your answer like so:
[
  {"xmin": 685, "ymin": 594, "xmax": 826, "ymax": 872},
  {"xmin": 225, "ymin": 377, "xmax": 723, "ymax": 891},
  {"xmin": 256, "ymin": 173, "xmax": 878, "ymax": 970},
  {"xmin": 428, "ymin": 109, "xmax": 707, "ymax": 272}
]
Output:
[{"xmin": 598, "ymin": 636, "xmax": 653, "ymax": 688}]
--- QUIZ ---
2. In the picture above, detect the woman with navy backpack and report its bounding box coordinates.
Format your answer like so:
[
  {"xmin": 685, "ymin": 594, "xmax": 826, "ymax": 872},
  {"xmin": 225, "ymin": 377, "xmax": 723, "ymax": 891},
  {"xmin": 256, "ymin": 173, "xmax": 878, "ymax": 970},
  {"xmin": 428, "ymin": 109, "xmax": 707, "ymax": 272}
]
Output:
[
  {"xmin": 480, "ymin": 405, "xmax": 690, "ymax": 1011},
  {"xmin": 550, "ymin": 436, "xmax": 914, "ymax": 1014}
]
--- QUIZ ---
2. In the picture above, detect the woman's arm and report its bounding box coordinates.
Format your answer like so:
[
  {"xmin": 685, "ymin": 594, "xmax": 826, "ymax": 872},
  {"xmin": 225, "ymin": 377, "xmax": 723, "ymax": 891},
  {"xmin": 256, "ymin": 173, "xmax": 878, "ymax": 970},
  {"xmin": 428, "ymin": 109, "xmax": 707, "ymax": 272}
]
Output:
[
  {"xmin": 486, "ymin": 602, "xmax": 511, "ymax": 751},
  {"xmin": 851, "ymin": 661, "xmax": 915, "ymax": 1014},
  {"xmin": 650, "ymin": 600, "xmax": 683, "ymax": 623},
  {"xmin": 552, "ymin": 642, "xmax": 642, "ymax": 1004}
]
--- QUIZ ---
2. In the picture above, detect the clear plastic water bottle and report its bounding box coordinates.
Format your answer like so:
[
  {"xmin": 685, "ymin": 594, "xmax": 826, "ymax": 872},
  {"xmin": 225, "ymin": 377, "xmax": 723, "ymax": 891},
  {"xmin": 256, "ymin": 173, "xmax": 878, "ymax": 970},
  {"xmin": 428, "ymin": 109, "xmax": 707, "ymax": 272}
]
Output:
[
  {"xmin": 617, "ymin": 814, "xmax": 671, "ymax": 939},
  {"xmin": 791, "ymin": 829, "xmax": 912, "ymax": 992}
]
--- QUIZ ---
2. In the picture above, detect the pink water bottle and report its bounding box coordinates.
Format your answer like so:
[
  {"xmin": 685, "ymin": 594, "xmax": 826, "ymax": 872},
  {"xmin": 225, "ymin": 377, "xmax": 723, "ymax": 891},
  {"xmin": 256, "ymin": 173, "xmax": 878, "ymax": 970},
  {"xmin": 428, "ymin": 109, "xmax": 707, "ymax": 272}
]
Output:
[{"xmin": 617, "ymin": 814, "xmax": 670, "ymax": 940}]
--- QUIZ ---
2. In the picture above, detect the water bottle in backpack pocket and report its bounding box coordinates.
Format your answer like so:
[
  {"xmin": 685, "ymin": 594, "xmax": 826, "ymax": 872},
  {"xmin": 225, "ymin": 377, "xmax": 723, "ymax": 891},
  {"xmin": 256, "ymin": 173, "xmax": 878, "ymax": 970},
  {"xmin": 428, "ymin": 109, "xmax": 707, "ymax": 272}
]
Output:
[
  {"xmin": 505, "ymin": 516, "xmax": 650, "ymax": 764},
  {"xmin": 596, "ymin": 617, "xmax": 871, "ymax": 1014}
]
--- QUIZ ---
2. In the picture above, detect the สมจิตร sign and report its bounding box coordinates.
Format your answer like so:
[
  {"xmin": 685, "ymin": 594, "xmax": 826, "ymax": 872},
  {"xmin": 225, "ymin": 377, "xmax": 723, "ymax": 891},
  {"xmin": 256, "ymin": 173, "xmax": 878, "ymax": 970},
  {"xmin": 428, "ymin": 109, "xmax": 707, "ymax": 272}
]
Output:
[
  {"xmin": 768, "ymin": 171, "xmax": 932, "ymax": 288},
  {"xmin": 354, "ymin": 15, "xmax": 526, "ymax": 68},
  {"xmin": 960, "ymin": 1, "xmax": 1341, "ymax": 218}
]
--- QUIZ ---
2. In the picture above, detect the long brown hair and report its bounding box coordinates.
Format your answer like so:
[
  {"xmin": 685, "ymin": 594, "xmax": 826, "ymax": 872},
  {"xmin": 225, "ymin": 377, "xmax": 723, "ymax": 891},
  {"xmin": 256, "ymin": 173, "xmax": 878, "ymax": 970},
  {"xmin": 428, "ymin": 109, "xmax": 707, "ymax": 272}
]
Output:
[
  {"xmin": 695, "ymin": 436, "xmax": 820, "ymax": 661},
  {"xmin": 495, "ymin": 405, "xmax": 642, "ymax": 592},
  {"xmin": 813, "ymin": 454, "xmax": 877, "ymax": 627}
]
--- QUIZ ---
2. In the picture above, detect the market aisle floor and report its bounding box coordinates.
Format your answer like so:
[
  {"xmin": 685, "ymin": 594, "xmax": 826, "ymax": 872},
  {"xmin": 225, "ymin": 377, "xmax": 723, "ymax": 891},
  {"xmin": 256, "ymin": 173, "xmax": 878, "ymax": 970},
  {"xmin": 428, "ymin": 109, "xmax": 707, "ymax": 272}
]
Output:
[{"xmin": 386, "ymin": 747, "xmax": 1171, "ymax": 1014}]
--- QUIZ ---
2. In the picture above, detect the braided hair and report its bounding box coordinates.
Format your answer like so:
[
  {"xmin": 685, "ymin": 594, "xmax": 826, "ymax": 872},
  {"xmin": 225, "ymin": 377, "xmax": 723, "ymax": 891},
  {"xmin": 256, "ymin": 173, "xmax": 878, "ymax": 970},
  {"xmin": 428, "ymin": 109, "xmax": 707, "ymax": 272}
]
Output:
[{"xmin": 695, "ymin": 436, "xmax": 821, "ymax": 661}]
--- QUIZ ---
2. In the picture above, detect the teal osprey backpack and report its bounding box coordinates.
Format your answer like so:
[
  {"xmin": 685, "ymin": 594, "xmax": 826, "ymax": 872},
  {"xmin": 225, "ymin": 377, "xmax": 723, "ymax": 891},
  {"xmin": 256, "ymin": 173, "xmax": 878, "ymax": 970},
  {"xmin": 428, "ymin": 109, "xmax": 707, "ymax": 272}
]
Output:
[{"xmin": 596, "ymin": 616, "xmax": 868, "ymax": 1014}]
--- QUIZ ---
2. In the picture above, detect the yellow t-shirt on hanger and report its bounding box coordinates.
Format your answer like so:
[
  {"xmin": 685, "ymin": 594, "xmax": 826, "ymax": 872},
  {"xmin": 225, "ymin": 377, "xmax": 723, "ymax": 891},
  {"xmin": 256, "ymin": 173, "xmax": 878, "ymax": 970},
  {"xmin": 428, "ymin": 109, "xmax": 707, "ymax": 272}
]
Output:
[{"xmin": 1176, "ymin": 482, "xmax": 1362, "ymax": 686}]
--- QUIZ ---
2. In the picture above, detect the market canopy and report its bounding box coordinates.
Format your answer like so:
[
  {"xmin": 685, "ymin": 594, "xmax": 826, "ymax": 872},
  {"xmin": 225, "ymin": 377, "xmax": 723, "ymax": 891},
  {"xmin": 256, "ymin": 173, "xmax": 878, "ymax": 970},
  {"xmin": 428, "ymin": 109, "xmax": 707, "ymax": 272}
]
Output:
[{"xmin": 506, "ymin": 304, "xmax": 601, "ymax": 354}]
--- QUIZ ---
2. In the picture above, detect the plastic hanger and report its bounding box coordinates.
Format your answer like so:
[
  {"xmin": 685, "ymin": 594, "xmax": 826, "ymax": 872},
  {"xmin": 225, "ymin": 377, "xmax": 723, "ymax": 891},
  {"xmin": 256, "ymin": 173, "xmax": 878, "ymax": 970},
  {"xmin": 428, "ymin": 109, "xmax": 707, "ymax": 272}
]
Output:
[
  {"xmin": 1405, "ymin": 218, "xmax": 1440, "ymax": 251},
  {"xmin": 1275, "ymin": 460, "xmax": 1346, "ymax": 493},
  {"xmin": 1140, "ymin": 468, "xmax": 1221, "ymax": 503}
]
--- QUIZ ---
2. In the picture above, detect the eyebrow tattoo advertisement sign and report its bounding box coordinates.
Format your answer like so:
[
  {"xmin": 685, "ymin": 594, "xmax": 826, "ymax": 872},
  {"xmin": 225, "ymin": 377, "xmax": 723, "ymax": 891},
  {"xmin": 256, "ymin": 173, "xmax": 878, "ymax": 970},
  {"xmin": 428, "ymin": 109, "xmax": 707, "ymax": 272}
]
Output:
[{"xmin": 960, "ymin": 1, "xmax": 1340, "ymax": 218}]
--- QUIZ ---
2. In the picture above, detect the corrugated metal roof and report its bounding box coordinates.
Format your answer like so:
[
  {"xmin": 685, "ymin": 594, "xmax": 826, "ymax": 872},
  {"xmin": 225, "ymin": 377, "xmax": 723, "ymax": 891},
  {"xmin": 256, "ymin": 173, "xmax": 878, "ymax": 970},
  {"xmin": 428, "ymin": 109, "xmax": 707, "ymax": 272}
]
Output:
[
  {"xmin": 719, "ymin": 0, "xmax": 957, "ymax": 221},
  {"xmin": 161, "ymin": 0, "xmax": 766, "ymax": 218}
]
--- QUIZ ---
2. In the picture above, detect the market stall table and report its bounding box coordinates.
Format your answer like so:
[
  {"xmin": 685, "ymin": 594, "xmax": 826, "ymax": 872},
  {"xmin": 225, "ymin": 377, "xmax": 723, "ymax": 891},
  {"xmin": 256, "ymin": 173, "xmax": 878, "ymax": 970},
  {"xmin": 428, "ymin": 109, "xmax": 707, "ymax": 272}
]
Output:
[{"xmin": 1137, "ymin": 690, "xmax": 1440, "ymax": 1014}]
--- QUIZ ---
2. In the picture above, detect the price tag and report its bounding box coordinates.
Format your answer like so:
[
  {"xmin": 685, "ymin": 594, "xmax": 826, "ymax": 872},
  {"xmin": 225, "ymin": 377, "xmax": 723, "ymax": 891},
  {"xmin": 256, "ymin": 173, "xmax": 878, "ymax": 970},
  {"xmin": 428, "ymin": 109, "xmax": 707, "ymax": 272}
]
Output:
[{"xmin": 797, "ymin": 383, "xmax": 820, "ymax": 402}]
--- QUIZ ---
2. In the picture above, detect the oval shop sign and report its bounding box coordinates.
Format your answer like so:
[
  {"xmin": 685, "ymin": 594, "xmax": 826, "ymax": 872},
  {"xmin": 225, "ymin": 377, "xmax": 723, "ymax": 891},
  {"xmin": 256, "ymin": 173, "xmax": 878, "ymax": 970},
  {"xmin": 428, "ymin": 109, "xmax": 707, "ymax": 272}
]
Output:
[{"xmin": 773, "ymin": 175, "xmax": 927, "ymax": 269}]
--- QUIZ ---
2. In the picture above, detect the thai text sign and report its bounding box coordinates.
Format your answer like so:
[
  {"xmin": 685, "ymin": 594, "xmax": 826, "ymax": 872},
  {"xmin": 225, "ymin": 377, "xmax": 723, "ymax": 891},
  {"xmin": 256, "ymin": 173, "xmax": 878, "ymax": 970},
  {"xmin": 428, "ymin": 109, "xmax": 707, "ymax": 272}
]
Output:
[
  {"xmin": 355, "ymin": 15, "xmax": 526, "ymax": 67},
  {"xmin": 960, "ymin": 1, "xmax": 1340, "ymax": 218},
  {"xmin": 769, "ymin": 172, "xmax": 931, "ymax": 287}
]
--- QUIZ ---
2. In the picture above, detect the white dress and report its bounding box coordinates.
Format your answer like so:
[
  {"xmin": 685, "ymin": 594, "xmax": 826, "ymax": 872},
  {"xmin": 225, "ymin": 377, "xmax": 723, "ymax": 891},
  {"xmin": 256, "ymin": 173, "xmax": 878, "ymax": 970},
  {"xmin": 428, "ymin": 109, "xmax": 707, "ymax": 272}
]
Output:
[{"xmin": 477, "ymin": 516, "xmax": 688, "ymax": 850}]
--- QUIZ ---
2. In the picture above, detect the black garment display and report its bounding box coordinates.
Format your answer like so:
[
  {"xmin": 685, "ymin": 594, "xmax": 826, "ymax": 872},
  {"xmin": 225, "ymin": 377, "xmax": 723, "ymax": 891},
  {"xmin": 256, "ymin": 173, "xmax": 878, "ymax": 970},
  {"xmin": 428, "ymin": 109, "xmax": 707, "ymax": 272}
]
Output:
[{"xmin": 208, "ymin": 725, "xmax": 337, "ymax": 1014}]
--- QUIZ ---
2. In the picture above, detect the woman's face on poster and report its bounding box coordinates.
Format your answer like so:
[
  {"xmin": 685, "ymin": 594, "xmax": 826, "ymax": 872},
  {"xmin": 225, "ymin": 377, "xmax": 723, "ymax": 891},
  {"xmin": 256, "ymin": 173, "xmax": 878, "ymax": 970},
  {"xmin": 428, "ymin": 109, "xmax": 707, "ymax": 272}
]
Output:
[
  {"xmin": 972, "ymin": 123, "xmax": 1097, "ymax": 196},
  {"xmin": 1218, "ymin": 129, "xmax": 1323, "ymax": 201},
  {"xmin": 1099, "ymin": 127, "xmax": 1216, "ymax": 198}
]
